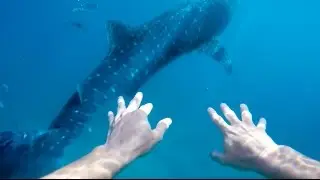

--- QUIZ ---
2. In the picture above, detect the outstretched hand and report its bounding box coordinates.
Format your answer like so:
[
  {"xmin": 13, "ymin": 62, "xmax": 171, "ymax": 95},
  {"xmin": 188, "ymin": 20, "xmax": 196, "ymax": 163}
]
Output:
[
  {"xmin": 103, "ymin": 92, "xmax": 172, "ymax": 163},
  {"xmin": 208, "ymin": 103, "xmax": 279, "ymax": 171}
]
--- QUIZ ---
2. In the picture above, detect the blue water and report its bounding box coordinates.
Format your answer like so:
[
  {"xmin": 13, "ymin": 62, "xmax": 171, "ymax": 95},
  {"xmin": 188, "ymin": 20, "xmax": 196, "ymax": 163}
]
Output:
[{"xmin": 0, "ymin": 0, "xmax": 319, "ymax": 178}]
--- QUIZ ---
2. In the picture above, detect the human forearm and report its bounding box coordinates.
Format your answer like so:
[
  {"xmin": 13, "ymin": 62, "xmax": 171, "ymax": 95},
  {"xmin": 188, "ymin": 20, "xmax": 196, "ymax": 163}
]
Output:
[
  {"xmin": 41, "ymin": 146, "xmax": 128, "ymax": 179},
  {"xmin": 256, "ymin": 145, "xmax": 320, "ymax": 179},
  {"xmin": 41, "ymin": 92, "xmax": 172, "ymax": 179}
]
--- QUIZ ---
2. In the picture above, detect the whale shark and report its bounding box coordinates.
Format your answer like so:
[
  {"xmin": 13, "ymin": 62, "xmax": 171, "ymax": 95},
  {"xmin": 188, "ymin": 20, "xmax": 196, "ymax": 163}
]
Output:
[{"xmin": 0, "ymin": 0, "xmax": 238, "ymax": 178}]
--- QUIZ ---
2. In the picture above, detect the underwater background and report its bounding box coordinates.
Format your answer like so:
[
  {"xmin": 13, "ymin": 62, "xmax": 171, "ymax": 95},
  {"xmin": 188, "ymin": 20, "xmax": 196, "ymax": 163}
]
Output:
[{"xmin": 0, "ymin": 0, "xmax": 319, "ymax": 178}]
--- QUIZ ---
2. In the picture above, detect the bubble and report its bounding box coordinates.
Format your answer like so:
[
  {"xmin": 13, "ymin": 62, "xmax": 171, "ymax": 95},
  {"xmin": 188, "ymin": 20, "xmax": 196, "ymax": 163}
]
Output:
[
  {"xmin": 1, "ymin": 84, "xmax": 8, "ymax": 92},
  {"xmin": 0, "ymin": 84, "xmax": 8, "ymax": 109}
]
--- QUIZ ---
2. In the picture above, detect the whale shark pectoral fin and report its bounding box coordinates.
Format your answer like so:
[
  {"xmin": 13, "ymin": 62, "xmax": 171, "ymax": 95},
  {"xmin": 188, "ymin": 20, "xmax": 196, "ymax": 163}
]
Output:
[
  {"xmin": 199, "ymin": 39, "xmax": 233, "ymax": 75},
  {"xmin": 213, "ymin": 46, "xmax": 232, "ymax": 75},
  {"xmin": 106, "ymin": 20, "xmax": 146, "ymax": 57}
]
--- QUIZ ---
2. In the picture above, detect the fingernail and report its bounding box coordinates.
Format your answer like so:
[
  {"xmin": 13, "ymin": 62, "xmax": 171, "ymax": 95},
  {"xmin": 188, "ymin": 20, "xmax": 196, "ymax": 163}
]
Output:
[
  {"xmin": 162, "ymin": 118, "xmax": 172, "ymax": 127},
  {"xmin": 136, "ymin": 92, "xmax": 143, "ymax": 97},
  {"xmin": 220, "ymin": 103, "xmax": 228, "ymax": 109},
  {"xmin": 208, "ymin": 107, "xmax": 215, "ymax": 113},
  {"xmin": 144, "ymin": 103, "xmax": 153, "ymax": 109},
  {"xmin": 240, "ymin": 103, "xmax": 248, "ymax": 109}
]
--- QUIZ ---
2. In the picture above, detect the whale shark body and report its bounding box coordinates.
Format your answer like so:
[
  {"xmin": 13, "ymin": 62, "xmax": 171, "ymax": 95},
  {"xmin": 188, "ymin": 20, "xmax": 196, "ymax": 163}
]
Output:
[{"xmin": 0, "ymin": 0, "xmax": 238, "ymax": 178}]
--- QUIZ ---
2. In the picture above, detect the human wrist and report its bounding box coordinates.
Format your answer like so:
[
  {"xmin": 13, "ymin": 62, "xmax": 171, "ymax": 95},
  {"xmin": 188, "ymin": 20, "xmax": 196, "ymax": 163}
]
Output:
[
  {"xmin": 256, "ymin": 145, "xmax": 320, "ymax": 179},
  {"xmin": 41, "ymin": 145, "xmax": 129, "ymax": 179},
  {"xmin": 241, "ymin": 136, "xmax": 280, "ymax": 171},
  {"xmin": 254, "ymin": 144, "xmax": 284, "ymax": 178},
  {"xmin": 87, "ymin": 146, "xmax": 128, "ymax": 178},
  {"xmin": 91, "ymin": 145, "xmax": 135, "ymax": 174},
  {"xmin": 257, "ymin": 143, "xmax": 281, "ymax": 160}
]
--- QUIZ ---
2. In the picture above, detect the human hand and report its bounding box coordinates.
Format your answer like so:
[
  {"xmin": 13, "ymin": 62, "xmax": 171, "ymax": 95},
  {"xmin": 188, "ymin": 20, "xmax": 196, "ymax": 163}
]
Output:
[
  {"xmin": 207, "ymin": 103, "xmax": 279, "ymax": 171},
  {"xmin": 103, "ymin": 92, "xmax": 172, "ymax": 163}
]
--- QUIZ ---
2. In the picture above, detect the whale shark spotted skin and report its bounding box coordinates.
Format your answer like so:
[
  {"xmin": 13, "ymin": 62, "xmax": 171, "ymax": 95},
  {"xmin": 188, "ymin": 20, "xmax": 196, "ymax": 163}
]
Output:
[{"xmin": 0, "ymin": 0, "xmax": 237, "ymax": 178}]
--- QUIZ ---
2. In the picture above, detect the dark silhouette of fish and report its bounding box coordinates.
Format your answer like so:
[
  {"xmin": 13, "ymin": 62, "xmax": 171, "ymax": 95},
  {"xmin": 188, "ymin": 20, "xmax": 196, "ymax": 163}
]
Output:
[
  {"xmin": 71, "ymin": 22, "xmax": 84, "ymax": 29},
  {"xmin": 0, "ymin": 0, "xmax": 238, "ymax": 178}
]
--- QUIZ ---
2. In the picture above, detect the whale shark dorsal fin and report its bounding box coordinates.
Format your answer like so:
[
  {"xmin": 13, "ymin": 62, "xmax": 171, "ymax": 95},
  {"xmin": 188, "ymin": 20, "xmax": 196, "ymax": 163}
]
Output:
[
  {"xmin": 199, "ymin": 38, "xmax": 233, "ymax": 75},
  {"xmin": 76, "ymin": 84, "xmax": 83, "ymax": 103},
  {"xmin": 66, "ymin": 90, "xmax": 82, "ymax": 107},
  {"xmin": 48, "ymin": 90, "xmax": 83, "ymax": 129},
  {"xmin": 106, "ymin": 20, "xmax": 145, "ymax": 57},
  {"xmin": 60, "ymin": 90, "xmax": 82, "ymax": 113}
]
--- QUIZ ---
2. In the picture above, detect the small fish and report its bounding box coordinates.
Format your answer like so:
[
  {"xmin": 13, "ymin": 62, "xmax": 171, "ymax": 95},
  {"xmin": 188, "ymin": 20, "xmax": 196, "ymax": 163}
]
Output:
[
  {"xmin": 71, "ymin": 22, "xmax": 84, "ymax": 29},
  {"xmin": 72, "ymin": 7, "xmax": 85, "ymax": 12},
  {"xmin": 72, "ymin": 3, "xmax": 98, "ymax": 12}
]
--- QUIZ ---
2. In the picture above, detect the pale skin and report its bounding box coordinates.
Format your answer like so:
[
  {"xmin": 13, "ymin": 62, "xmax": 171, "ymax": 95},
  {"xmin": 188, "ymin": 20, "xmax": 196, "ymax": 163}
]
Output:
[
  {"xmin": 42, "ymin": 92, "xmax": 320, "ymax": 179},
  {"xmin": 208, "ymin": 103, "xmax": 320, "ymax": 179},
  {"xmin": 42, "ymin": 92, "xmax": 172, "ymax": 179}
]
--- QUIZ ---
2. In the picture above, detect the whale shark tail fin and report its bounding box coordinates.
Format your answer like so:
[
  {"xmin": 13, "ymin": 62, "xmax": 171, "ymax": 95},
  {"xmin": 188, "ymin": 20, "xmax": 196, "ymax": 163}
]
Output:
[{"xmin": 199, "ymin": 39, "xmax": 233, "ymax": 75}]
